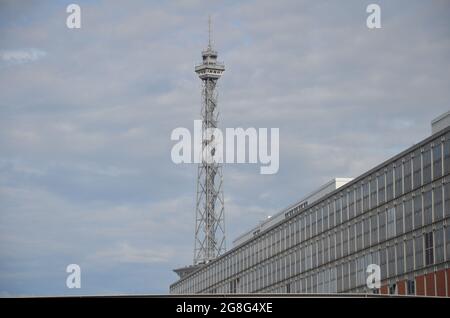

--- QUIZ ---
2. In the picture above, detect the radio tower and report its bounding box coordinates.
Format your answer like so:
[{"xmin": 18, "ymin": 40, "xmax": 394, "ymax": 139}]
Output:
[{"xmin": 193, "ymin": 16, "xmax": 226, "ymax": 265}]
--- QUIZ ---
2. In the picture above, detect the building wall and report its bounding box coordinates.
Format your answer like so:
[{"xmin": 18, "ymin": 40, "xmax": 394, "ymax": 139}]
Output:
[
  {"xmin": 432, "ymin": 111, "xmax": 450, "ymax": 135},
  {"xmin": 232, "ymin": 178, "xmax": 353, "ymax": 248},
  {"xmin": 170, "ymin": 127, "xmax": 450, "ymax": 296}
]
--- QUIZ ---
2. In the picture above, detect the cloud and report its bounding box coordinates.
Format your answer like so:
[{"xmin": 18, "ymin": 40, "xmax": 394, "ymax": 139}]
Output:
[
  {"xmin": 90, "ymin": 242, "xmax": 174, "ymax": 264},
  {"xmin": 0, "ymin": 48, "xmax": 46, "ymax": 64}
]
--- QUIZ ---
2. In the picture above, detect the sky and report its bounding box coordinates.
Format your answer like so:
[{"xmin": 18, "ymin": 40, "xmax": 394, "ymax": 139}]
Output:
[{"xmin": 0, "ymin": 0, "xmax": 449, "ymax": 296}]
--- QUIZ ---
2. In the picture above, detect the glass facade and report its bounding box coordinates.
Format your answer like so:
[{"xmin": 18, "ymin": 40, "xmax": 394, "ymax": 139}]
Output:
[{"xmin": 170, "ymin": 129, "xmax": 450, "ymax": 295}]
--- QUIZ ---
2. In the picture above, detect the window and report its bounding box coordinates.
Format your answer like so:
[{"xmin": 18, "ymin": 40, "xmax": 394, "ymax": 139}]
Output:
[
  {"xmin": 329, "ymin": 201, "xmax": 335, "ymax": 229},
  {"xmin": 305, "ymin": 275, "xmax": 311, "ymax": 293},
  {"xmin": 379, "ymin": 210, "xmax": 386, "ymax": 242},
  {"xmin": 413, "ymin": 193, "xmax": 422, "ymax": 229},
  {"xmin": 444, "ymin": 138, "xmax": 450, "ymax": 175},
  {"xmin": 433, "ymin": 143, "xmax": 442, "ymax": 179},
  {"xmin": 405, "ymin": 238, "xmax": 414, "ymax": 272},
  {"xmin": 343, "ymin": 262, "xmax": 350, "ymax": 291},
  {"xmin": 277, "ymin": 258, "xmax": 282, "ymax": 283},
  {"xmin": 395, "ymin": 205, "xmax": 403, "ymax": 236},
  {"xmin": 322, "ymin": 205, "xmax": 328, "ymax": 232},
  {"xmin": 323, "ymin": 269, "xmax": 329, "ymax": 293},
  {"xmin": 425, "ymin": 231, "xmax": 434, "ymax": 266},
  {"xmin": 337, "ymin": 264, "xmax": 343, "ymax": 292},
  {"xmin": 317, "ymin": 238, "xmax": 323, "ymax": 266},
  {"xmin": 380, "ymin": 250, "xmax": 387, "ymax": 280},
  {"xmin": 323, "ymin": 235, "xmax": 329, "ymax": 264},
  {"xmin": 285, "ymin": 225, "xmax": 290, "ymax": 251},
  {"xmin": 305, "ymin": 213, "xmax": 311, "ymax": 240},
  {"xmin": 349, "ymin": 261, "xmax": 356, "ymax": 290},
  {"xmin": 423, "ymin": 147, "xmax": 431, "ymax": 185},
  {"xmin": 349, "ymin": 224, "xmax": 356, "ymax": 254},
  {"xmin": 378, "ymin": 172, "xmax": 386, "ymax": 204},
  {"xmin": 329, "ymin": 234, "xmax": 335, "ymax": 262},
  {"xmin": 290, "ymin": 222, "xmax": 295, "ymax": 247},
  {"xmin": 356, "ymin": 221, "xmax": 363, "ymax": 251},
  {"xmin": 395, "ymin": 162, "xmax": 403, "ymax": 198},
  {"xmin": 312, "ymin": 273, "xmax": 318, "ymax": 293},
  {"xmin": 342, "ymin": 227, "xmax": 349, "ymax": 257},
  {"xmin": 348, "ymin": 190, "xmax": 355, "ymax": 219},
  {"xmin": 435, "ymin": 228, "xmax": 444, "ymax": 264},
  {"xmin": 370, "ymin": 178, "xmax": 377, "ymax": 209},
  {"xmin": 336, "ymin": 230, "xmax": 342, "ymax": 259},
  {"xmin": 335, "ymin": 198, "xmax": 341, "ymax": 225},
  {"xmin": 389, "ymin": 283, "xmax": 397, "ymax": 295},
  {"xmin": 407, "ymin": 280, "xmax": 415, "ymax": 295},
  {"xmin": 312, "ymin": 242, "xmax": 317, "ymax": 268},
  {"xmin": 363, "ymin": 182, "xmax": 370, "ymax": 212},
  {"xmin": 387, "ymin": 207, "xmax": 396, "ymax": 239},
  {"xmin": 423, "ymin": 190, "xmax": 432, "ymax": 225},
  {"xmin": 301, "ymin": 216, "xmax": 306, "ymax": 242},
  {"xmin": 342, "ymin": 194, "xmax": 348, "ymax": 223},
  {"xmin": 317, "ymin": 271, "xmax": 324, "ymax": 293},
  {"xmin": 325, "ymin": 271, "xmax": 333, "ymax": 294},
  {"xmin": 363, "ymin": 218, "xmax": 370, "ymax": 249},
  {"xmin": 359, "ymin": 255, "xmax": 367, "ymax": 287},
  {"xmin": 371, "ymin": 250, "xmax": 380, "ymax": 275},
  {"xmin": 301, "ymin": 276, "xmax": 306, "ymax": 293},
  {"xmin": 355, "ymin": 186, "xmax": 362, "ymax": 216},
  {"xmin": 413, "ymin": 150, "xmax": 421, "ymax": 189},
  {"xmin": 386, "ymin": 167, "xmax": 394, "ymax": 201},
  {"xmin": 276, "ymin": 232, "xmax": 281, "ymax": 257},
  {"xmin": 317, "ymin": 209, "xmax": 322, "ymax": 234},
  {"xmin": 446, "ymin": 183, "xmax": 450, "ymax": 218},
  {"xmin": 388, "ymin": 246, "xmax": 396, "ymax": 277},
  {"xmin": 396, "ymin": 242, "xmax": 404, "ymax": 275},
  {"xmin": 415, "ymin": 235, "xmax": 423, "ymax": 269},
  {"xmin": 404, "ymin": 158, "xmax": 412, "ymax": 193},
  {"xmin": 311, "ymin": 211, "xmax": 317, "ymax": 237},
  {"xmin": 446, "ymin": 226, "xmax": 450, "ymax": 261},
  {"xmin": 371, "ymin": 214, "xmax": 378, "ymax": 245},
  {"xmin": 301, "ymin": 247, "xmax": 306, "ymax": 273},
  {"xmin": 434, "ymin": 185, "xmax": 443, "ymax": 221},
  {"xmin": 404, "ymin": 197, "xmax": 413, "ymax": 233}
]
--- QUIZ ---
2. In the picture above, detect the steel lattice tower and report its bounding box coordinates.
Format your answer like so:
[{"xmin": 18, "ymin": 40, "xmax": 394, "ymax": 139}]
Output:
[{"xmin": 193, "ymin": 17, "xmax": 226, "ymax": 265}]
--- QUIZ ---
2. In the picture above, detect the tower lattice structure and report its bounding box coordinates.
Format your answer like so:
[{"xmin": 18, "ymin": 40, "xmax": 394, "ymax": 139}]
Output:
[{"xmin": 193, "ymin": 18, "xmax": 226, "ymax": 265}]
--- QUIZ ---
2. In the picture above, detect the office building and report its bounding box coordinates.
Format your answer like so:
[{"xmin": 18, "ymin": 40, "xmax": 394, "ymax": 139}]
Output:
[{"xmin": 170, "ymin": 112, "xmax": 450, "ymax": 296}]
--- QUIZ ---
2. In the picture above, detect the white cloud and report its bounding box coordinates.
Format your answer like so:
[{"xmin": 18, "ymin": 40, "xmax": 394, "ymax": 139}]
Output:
[
  {"xmin": 90, "ymin": 242, "xmax": 174, "ymax": 264},
  {"xmin": 0, "ymin": 48, "xmax": 46, "ymax": 64}
]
